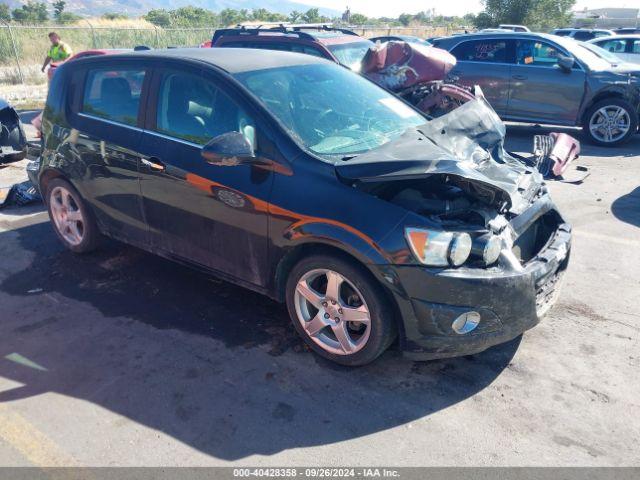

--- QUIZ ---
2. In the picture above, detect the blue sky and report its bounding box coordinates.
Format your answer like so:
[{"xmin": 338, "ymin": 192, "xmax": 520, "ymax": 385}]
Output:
[{"xmin": 294, "ymin": 0, "xmax": 640, "ymax": 18}]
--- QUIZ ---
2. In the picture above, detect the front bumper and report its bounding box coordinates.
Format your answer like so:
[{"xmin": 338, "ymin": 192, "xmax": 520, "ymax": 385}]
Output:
[{"xmin": 382, "ymin": 209, "xmax": 571, "ymax": 361}]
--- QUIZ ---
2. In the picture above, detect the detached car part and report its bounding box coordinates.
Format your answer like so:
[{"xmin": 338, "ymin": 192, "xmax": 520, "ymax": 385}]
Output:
[
  {"xmin": 0, "ymin": 98, "xmax": 27, "ymax": 163},
  {"xmin": 361, "ymin": 41, "xmax": 476, "ymax": 117}
]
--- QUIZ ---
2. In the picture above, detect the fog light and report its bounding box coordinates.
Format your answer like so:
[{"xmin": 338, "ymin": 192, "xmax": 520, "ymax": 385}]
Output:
[{"xmin": 451, "ymin": 311, "xmax": 481, "ymax": 334}]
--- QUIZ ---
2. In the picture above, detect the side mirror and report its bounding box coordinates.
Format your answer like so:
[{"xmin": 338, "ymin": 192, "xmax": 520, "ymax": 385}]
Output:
[
  {"xmin": 557, "ymin": 55, "xmax": 575, "ymax": 73},
  {"xmin": 201, "ymin": 132, "xmax": 255, "ymax": 166}
]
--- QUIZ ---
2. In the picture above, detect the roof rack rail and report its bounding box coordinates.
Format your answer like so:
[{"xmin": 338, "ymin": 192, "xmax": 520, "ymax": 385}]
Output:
[{"xmin": 211, "ymin": 23, "xmax": 358, "ymax": 44}]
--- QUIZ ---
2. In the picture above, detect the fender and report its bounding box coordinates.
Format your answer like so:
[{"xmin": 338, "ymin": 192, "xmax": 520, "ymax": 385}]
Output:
[{"xmin": 282, "ymin": 220, "xmax": 391, "ymax": 266}]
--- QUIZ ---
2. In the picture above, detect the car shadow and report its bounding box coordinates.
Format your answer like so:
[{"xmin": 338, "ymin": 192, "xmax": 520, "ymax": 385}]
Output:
[
  {"xmin": 0, "ymin": 220, "xmax": 520, "ymax": 460},
  {"xmin": 504, "ymin": 123, "xmax": 640, "ymax": 158},
  {"xmin": 612, "ymin": 186, "xmax": 640, "ymax": 228}
]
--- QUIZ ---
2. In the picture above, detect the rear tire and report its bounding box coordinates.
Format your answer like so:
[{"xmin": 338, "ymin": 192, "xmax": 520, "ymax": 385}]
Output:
[
  {"xmin": 46, "ymin": 178, "xmax": 101, "ymax": 253},
  {"xmin": 583, "ymin": 98, "xmax": 637, "ymax": 146},
  {"xmin": 285, "ymin": 254, "xmax": 396, "ymax": 366}
]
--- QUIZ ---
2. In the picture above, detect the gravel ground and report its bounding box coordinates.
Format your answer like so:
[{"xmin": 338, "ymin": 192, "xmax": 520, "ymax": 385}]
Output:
[{"xmin": 0, "ymin": 116, "xmax": 638, "ymax": 467}]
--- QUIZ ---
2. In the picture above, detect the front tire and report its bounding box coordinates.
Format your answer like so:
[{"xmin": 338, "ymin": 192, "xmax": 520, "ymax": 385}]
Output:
[
  {"xmin": 46, "ymin": 178, "xmax": 100, "ymax": 253},
  {"xmin": 285, "ymin": 254, "xmax": 396, "ymax": 366},
  {"xmin": 583, "ymin": 98, "xmax": 638, "ymax": 146}
]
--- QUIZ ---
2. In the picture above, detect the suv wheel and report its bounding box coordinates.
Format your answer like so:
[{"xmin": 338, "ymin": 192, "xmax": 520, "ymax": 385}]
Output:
[
  {"xmin": 46, "ymin": 178, "xmax": 100, "ymax": 253},
  {"xmin": 584, "ymin": 98, "xmax": 638, "ymax": 146},
  {"xmin": 285, "ymin": 255, "xmax": 396, "ymax": 366}
]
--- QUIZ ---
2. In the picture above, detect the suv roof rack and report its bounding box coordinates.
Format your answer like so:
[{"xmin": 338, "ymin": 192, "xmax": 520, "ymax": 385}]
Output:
[{"xmin": 211, "ymin": 23, "xmax": 358, "ymax": 44}]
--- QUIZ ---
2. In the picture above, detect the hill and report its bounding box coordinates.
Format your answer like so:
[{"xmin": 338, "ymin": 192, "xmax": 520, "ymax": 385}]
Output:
[{"xmin": 2, "ymin": 0, "xmax": 340, "ymax": 18}]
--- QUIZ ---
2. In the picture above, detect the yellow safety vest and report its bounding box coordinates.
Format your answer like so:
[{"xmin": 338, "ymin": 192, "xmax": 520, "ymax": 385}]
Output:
[{"xmin": 48, "ymin": 41, "xmax": 72, "ymax": 62}]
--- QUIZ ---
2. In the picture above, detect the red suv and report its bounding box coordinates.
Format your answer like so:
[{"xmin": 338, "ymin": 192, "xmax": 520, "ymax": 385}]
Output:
[{"xmin": 211, "ymin": 25, "xmax": 375, "ymax": 69}]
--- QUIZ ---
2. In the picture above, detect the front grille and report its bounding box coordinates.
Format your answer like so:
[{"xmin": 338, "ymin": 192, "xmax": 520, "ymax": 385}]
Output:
[{"xmin": 512, "ymin": 212, "xmax": 560, "ymax": 264}]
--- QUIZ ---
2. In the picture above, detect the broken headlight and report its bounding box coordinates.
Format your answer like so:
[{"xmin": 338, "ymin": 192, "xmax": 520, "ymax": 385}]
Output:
[{"xmin": 405, "ymin": 228, "xmax": 472, "ymax": 267}]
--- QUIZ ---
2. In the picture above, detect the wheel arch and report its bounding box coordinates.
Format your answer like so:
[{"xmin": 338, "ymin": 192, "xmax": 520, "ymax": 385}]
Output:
[
  {"xmin": 581, "ymin": 89, "xmax": 640, "ymax": 125},
  {"xmin": 38, "ymin": 167, "xmax": 67, "ymax": 199},
  {"xmin": 272, "ymin": 241, "xmax": 406, "ymax": 347}
]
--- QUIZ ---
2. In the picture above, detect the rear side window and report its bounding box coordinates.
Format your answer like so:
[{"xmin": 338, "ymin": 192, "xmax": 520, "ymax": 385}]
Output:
[
  {"xmin": 82, "ymin": 68, "xmax": 145, "ymax": 126},
  {"xmin": 631, "ymin": 40, "xmax": 640, "ymax": 54},
  {"xmin": 451, "ymin": 40, "xmax": 508, "ymax": 63},
  {"xmin": 573, "ymin": 31, "xmax": 594, "ymax": 41}
]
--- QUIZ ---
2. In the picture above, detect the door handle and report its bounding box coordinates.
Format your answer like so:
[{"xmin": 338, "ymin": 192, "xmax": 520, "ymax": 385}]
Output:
[
  {"xmin": 141, "ymin": 157, "xmax": 165, "ymax": 172},
  {"xmin": 512, "ymin": 74, "xmax": 528, "ymax": 80}
]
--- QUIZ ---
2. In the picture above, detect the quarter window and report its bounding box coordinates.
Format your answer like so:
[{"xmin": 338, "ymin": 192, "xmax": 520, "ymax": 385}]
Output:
[
  {"xmin": 451, "ymin": 40, "xmax": 508, "ymax": 63},
  {"xmin": 516, "ymin": 40, "xmax": 561, "ymax": 66},
  {"xmin": 82, "ymin": 69, "xmax": 145, "ymax": 126},
  {"xmin": 156, "ymin": 72, "xmax": 256, "ymax": 148}
]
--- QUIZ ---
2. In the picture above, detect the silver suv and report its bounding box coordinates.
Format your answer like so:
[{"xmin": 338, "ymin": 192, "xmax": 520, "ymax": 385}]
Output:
[{"xmin": 433, "ymin": 32, "xmax": 640, "ymax": 146}]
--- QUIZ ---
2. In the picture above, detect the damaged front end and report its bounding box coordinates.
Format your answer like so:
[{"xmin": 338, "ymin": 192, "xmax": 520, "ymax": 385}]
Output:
[
  {"xmin": 0, "ymin": 98, "xmax": 27, "ymax": 163},
  {"xmin": 337, "ymin": 95, "xmax": 571, "ymax": 359}
]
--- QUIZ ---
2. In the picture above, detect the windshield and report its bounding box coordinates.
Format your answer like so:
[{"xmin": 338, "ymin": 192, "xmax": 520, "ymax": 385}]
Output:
[
  {"xmin": 327, "ymin": 41, "xmax": 374, "ymax": 69},
  {"xmin": 549, "ymin": 35, "xmax": 613, "ymax": 70},
  {"xmin": 234, "ymin": 63, "xmax": 425, "ymax": 160},
  {"xmin": 579, "ymin": 42, "xmax": 622, "ymax": 65}
]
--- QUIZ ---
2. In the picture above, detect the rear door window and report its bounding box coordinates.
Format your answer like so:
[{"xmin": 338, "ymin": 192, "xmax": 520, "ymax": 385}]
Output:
[
  {"xmin": 631, "ymin": 39, "xmax": 640, "ymax": 54},
  {"xmin": 82, "ymin": 68, "xmax": 145, "ymax": 126},
  {"xmin": 451, "ymin": 39, "xmax": 509, "ymax": 63}
]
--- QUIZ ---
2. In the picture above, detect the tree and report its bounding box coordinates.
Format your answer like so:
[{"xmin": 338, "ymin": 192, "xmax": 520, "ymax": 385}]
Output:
[
  {"xmin": 102, "ymin": 12, "xmax": 128, "ymax": 20},
  {"xmin": 349, "ymin": 13, "xmax": 368, "ymax": 25},
  {"xmin": 302, "ymin": 8, "xmax": 328, "ymax": 24},
  {"xmin": 289, "ymin": 10, "xmax": 302, "ymax": 23},
  {"xmin": 476, "ymin": 0, "xmax": 575, "ymax": 30},
  {"xmin": 52, "ymin": 0, "xmax": 65, "ymax": 20},
  {"xmin": 170, "ymin": 6, "xmax": 217, "ymax": 27},
  {"xmin": 219, "ymin": 8, "xmax": 248, "ymax": 26},
  {"xmin": 0, "ymin": 3, "xmax": 11, "ymax": 21},
  {"xmin": 12, "ymin": 1, "xmax": 49, "ymax": 24},
  {"xmin": 525, "ymin": 0, "xmax": 574, "ymax": 30},
  {"xmin": 398, "ymin": 13, "xmax": 413, "ymax": 26},
  {"xmin": 144, "ymin": 9, "xmax": 171, "ymax": 27}
]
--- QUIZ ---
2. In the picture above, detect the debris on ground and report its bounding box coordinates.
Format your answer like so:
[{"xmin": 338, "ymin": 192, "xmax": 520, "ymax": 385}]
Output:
[
  {"xmin": 531, "ymin": 133, "xmax": 589, "ymax": 184},
  {"xmin": 0, "ymin": 180, "xmax": 41, "ymax": 208}
]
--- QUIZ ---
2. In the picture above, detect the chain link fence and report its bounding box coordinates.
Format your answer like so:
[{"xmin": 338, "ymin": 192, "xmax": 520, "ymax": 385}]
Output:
[{"xmin": 0, "ymin": 22, "xmax": 455, "ymax": 89}]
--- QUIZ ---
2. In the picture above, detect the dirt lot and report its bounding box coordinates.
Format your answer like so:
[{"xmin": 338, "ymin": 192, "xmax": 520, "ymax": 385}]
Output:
[{"xmin": 0, "ymin": 117, "xmax": 639, "ymax": 467}]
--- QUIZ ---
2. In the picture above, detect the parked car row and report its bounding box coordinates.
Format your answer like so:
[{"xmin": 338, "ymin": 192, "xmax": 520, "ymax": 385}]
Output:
[{"xmin": 205, "ymin": 25, "xmax": 640, "ymax": 146}]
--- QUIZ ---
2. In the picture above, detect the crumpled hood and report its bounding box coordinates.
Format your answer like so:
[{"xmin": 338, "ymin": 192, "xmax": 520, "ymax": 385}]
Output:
[{"xmin": 335, "ymin": 95, "xmax": 544, "ymax": 214}]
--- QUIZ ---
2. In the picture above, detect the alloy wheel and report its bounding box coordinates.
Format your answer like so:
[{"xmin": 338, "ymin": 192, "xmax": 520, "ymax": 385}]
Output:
[
  {"xmin": 294, "ymin": 268, "xmax": 372, "ymax": 355},
  {"xmin": 589, "ymin": 105, "xmax": 631, "ymax": 143},
  {"xmin": 49, "ymin": 186, "xmax": 85, "ymax": 246}
]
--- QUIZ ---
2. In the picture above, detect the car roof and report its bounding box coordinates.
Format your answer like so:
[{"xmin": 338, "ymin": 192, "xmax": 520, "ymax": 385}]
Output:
[
  {"xmin": 437, "ymin": 31, "xmax": 559, "ymax": 42},
  {"xmin": 75, "ymin": 47, "xmax": 329, "ymax": 74},
  {"xmin": 593, "ymin": 34, "xmax": 640, "ymax": 40}
]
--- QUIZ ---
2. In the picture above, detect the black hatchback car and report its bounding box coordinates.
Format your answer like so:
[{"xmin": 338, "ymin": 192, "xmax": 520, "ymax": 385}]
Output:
[{"xmin": 35, "ymin": 48, "xmax": 571, "ymax": 365}]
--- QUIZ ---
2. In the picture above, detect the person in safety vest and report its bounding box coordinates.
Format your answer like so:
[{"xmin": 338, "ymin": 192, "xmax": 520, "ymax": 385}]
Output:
[{"xmin": 41, "ymin": 32, "xmax": 72, "ymax": 73}]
